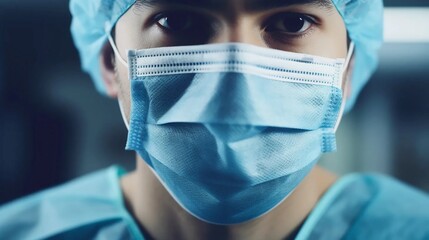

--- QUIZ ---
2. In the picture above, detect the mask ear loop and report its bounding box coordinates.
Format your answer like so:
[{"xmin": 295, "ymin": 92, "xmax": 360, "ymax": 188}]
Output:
[
  {"xmin": 105, "ymin": 22, "xmax": 131, "ymax": 130},
  {"xmin": 105, "ymin": 22, "xmax": 129, "ymax": 68},
  {"xmin": 334, "ymin": 42, "xmax": 355, "ymax": 132},
  {"xmin": 118, "ymin": 100, "xmax": 130, "ymax": 130}
]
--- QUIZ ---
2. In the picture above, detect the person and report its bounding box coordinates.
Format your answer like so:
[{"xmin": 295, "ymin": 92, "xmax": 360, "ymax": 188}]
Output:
[{"xmin": 1, "ymin": 0, "xmax": 429, "ymax": 239}]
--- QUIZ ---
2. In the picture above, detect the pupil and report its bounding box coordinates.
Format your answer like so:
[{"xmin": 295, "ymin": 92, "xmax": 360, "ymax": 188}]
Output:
[
  {"xmin": 165, "ymin": 14, "xmax": 189, "ymax": 30},
  {"xmin": 283, "ymin": 17, "xmax": 305, "ymax": 32}
]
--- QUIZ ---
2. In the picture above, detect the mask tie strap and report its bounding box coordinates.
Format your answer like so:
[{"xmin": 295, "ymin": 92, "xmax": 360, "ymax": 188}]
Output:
[
  {"xmin": 334, "ymin": 42, "xmax": 355, "ymax": 133},
  {"xmin": 104, "ymin": 22, "xmax": 131, "ymax": 130},
  {"xmin": 105, "ymin": 22, "xmax": 129, "ymax": 68}
]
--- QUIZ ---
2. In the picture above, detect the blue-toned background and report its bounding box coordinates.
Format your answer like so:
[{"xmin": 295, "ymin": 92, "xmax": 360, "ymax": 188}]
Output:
[{"xmin": 0, "ymin": 0, "xmax": 429, "ymax": 204}]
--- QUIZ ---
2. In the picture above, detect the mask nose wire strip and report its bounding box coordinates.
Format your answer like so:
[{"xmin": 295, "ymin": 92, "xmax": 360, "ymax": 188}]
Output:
[
  {"xmin": 334, "ymin": 42, "xmax": 355, "ymax": 132},
  {"xmin": 105, "ymin": 22, "xmax": 129, "ymax": 68}
]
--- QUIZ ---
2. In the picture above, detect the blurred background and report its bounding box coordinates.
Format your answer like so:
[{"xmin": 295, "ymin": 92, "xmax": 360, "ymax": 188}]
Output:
[{"xmin": 0, "ymin": 0, "xmax": 428, "ymax": 205}]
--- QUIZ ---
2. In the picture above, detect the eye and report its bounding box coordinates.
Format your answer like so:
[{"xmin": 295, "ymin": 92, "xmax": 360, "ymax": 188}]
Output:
[
  {"xmin": 155, "ymin": 12, "xmax": 197, "ymax": 32},
  {"xmin": 151, "ymin": 11, "xmax": 215, "ymax": 45},
  {"xmin": 265, "ymin": 13, "xmax": 314, "ymax": 34}
]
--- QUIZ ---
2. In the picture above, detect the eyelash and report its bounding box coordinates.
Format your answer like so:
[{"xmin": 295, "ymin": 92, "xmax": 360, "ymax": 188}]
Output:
[
  {"xmin": 152, "ymin": 11, "xmax": 210, "ymax": 33},
  {"xmin": 150, "ymin": 10, "xmax": 319, "ymax": 42},
  {"xmin": 263, "ymin": 13, "xmax": 318, "ymax": 38},
  {"xmin": 150, "ymin": 10, "xmax": 216, "ymax": 44}
]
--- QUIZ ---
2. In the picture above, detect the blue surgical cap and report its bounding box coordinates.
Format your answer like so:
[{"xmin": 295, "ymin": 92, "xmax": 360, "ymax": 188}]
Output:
[{"xmin": 70, "ymin": 0, "xmax": 383, "ymax": 111}]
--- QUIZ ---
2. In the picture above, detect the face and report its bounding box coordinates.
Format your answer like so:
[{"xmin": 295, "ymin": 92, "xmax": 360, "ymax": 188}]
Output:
[{"xmin": 105, "ymin": 0, "xmax": 349, "ymax": 126}]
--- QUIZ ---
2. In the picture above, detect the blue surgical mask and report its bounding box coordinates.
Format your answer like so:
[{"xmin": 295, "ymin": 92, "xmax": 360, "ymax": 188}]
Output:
[{"xmin": 109, "ymin": 35, "xmax": 353, "ymax": 224}]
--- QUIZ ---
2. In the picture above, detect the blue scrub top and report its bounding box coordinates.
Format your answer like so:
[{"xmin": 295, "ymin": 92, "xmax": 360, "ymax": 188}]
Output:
[{"xmin": 1, "ymin": 166, "xmax": 428, "ymax": 240}]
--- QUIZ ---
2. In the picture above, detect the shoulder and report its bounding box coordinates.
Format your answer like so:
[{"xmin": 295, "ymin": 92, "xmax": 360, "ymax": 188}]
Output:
[
  {"xmin": 0, "ymin": 166, "xmax": 138, "ymax": 240},
  {"xmin": 344, "ymin": 173, "xmax": 429, "ymax": 239},
  {"xmin": 337, "ymin": 174, "xmax": 429, "ymax": 239},
  {"xmin": 349, "ymin": 173, "xmax": 429, "ymax": 216},
  {"xmin": 297, "ymin": 173, "xmax": 429, "ymax": 240}
]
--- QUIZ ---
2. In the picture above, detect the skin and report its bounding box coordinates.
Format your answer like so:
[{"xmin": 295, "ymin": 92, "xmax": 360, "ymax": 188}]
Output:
[{"xmin": 99, "ymin": 0, "xmax": 352, "ymax": 239}]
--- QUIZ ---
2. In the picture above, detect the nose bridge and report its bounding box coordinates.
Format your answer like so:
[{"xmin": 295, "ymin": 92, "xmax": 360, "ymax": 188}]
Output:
[{"xmin": 213, "ymin": 17, "xmax": 266, "ymax": 47}]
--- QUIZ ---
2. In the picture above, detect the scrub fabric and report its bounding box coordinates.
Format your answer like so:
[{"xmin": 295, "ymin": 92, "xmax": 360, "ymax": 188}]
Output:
[{"xmin": 1, "ymin": 166, "xmax": 428, "ymax": 240}]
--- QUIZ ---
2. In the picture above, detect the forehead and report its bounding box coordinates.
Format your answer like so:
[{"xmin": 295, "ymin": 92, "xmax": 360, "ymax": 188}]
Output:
[{"xmin": 138, "ymin": 0, "xmax": 334, "ymax": 11}]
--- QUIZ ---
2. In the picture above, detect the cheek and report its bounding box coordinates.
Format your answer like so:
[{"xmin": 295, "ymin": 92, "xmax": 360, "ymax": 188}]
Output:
[
  {"xmin": 314, "ymin": 13, "xmax": 348, "ymax": 59},
  {"xmin": 115, "ymin": 64, "xmax": 132, "ymax": 124},
  {"xmin": 289, "ymin": 12, "xmax": 348, "ymax": 59},
  {"xmin": 343, "ymin": 56, "xmax": 355, "ymax": 97},
  {"xmin": 115, "ymin": 6, "xmax": 149, "ymax": 54}
]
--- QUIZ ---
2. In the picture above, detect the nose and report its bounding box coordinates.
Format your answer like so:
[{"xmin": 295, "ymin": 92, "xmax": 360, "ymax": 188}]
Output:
[{"xmin": 210, "ymin": 18, "xmax": 267, "ymax": 47}]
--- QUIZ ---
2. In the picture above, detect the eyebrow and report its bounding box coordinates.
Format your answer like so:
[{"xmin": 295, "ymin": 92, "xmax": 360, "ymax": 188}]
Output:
[
  {"xmin": 139, "ymin": 0, "xmax": 334, "ymax": 12},
  {"xmin": 246, "ymin": 0, "xmax": 333, "ymax": 11}
]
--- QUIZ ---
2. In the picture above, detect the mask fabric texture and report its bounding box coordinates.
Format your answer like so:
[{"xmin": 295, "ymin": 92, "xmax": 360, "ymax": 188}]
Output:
[{"xmin": 125, "ymin": 43, "xmax": 345, "ymax": 225}]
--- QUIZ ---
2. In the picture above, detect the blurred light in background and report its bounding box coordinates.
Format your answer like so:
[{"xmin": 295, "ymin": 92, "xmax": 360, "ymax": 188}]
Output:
[
  {"xmin": 320, "ymin": 5, "xmax": 429, "ymax": 192},
  {"xmin": 384, "ymin": 8, "xmax": 429, "ymax": 42},
  {"xmin": 0, "ymin": 1, "xmax": 429, "ymax": 205}
]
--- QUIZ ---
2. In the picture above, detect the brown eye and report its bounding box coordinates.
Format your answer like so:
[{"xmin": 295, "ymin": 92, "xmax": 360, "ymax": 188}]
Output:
[
  {"xmin": 156, "ymin": 12, "xmax": 194, "ymax": 32},
  {"xmin": 265, "ymin": 13, "xmax": 313, "ymax": 34},
  {"xmin": 151, "ymin": 11, "xmax": 215, "ymax": 45}
]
